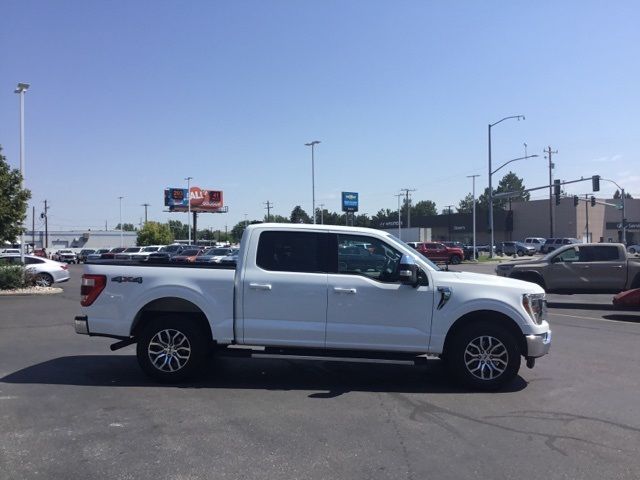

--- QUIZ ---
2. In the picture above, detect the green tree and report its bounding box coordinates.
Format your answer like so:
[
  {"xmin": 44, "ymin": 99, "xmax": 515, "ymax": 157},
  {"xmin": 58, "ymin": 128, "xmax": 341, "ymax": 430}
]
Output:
[
  {"xmin": 412, "ymin": 200, "xmax": 437, "ymax": 217},
  {"xmin": 115, "ymin": 223, "xmax": 137, "ymax": 231},
  {"xmin": 613, "ymin": 189, "xmax": 633, "ymax": 199},
  {"xmin": 0, "ymin": 146, "xmax": 31, "ymax": 245},
  {"xmin": 265, "ymin": 214, "xmax": 290, "ymax": 223},
  {"xmin": 457, "ymin": 193, "xmax": 475, "ymax": 214},
  {"xmin": 290, "ymin": 206, "xmax": 311, "ymax": 223},
  {"xmin": 168, "ymin": 220, "xmax": 188, "ymax": 239},
  {"xmin": 231, "ymin": 220, "xmax": 261, "ymax": 242},
  {"xmin": 137, "ymin": 221, "xmax": 174, "ymax": 246},
  {"xmin": 477, "ymin": 172, "xmax": 529, "ymax": 210}
]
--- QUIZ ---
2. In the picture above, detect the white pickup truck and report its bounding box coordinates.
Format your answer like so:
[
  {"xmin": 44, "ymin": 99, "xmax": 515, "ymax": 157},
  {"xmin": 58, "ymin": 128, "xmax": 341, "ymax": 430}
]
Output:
[{"xmin": 75, "ymin": 224, "xmax": 551, "ymax": 390}]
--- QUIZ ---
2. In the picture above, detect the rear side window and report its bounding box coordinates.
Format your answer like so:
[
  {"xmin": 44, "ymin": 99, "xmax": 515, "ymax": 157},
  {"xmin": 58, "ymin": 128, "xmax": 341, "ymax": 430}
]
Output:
[
  {"xmin": 257, "ymin": 231, "xmax": 327, "ymax": 273},
  {"xmin": 25, "ymin": 257, "xmax": 44, "ymax": 265},
  {"xmin": 580, "ymin": 246, "xmax": 621, "ymax": 262}
]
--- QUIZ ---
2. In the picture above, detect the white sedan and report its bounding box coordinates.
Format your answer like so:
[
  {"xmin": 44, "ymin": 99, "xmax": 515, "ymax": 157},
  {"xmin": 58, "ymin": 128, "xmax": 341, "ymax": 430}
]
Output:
[{"xmin": 0, "ymin": 254, "xmax": 70, "ymax": 286}]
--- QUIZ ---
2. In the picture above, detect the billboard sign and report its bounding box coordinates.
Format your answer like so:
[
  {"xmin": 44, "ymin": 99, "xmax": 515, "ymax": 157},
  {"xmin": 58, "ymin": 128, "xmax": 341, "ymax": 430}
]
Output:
[
  {"xmin": 342, "ymin": 192, "xmax": 359, "ymax": 212},
  {"xmin": 164, "ymin": 187, "xmax": 224, "ymax": 212}
]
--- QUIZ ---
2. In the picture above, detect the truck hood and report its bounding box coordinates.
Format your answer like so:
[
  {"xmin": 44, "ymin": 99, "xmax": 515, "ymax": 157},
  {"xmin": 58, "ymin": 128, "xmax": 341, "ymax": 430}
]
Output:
[{"xmin": 434, "ymin": 269, "xmax": 544, "ymax": 293}]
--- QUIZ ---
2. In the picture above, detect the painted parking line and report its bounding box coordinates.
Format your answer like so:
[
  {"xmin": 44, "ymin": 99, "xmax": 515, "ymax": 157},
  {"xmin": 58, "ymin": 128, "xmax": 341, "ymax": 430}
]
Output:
[{"xmin": 551, "ymin": 312, "xmax": 640, "ymax": 325}]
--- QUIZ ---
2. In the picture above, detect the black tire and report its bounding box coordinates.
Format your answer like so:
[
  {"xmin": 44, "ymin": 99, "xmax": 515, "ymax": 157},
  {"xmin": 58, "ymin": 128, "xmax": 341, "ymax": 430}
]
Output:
[
  {"xmin": 33, "ymin": 273, "xmax": 53, "ymax": 287},
  {"xmin": 517, "ymin": 250, "xmax": 524, "ymax": 257},
  {"xmin": 446, "ymin": 322, "xmax": 521, "ymax": 391},
  {"xmin": 629, "ymin": 248, "xmax": 636, "ymax": 254},
  {"xmin": 136, "ymin": 315, "xmax": 209, "ymax": 383},
  {"xmin": 450, "ymin": 255, "xmax": 461, "ymax": 265}
]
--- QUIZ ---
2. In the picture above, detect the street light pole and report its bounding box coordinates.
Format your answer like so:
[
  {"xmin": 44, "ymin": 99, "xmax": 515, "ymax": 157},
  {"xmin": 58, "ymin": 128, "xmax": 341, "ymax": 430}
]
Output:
[
  {"xmin": 118, "ymin": 196, "xmax": 124, "ymax": 247},
  {"xmin": 15, "ymin": 83, "xmax": 29, "ymax": 263},
  {"xmin": 488, "ymin": 115, "xmax": 525, "ymax": 257},
  {"xmin": 185, "ymin": 176, "xmax": 193, "ymax": 244},
  {"xmin": 467, "ymin": 175, "xmax": 480, "ymax": 260},
  {"xmin": 305, "ymin": 141, "xmax": 321, "ymax": 224}
]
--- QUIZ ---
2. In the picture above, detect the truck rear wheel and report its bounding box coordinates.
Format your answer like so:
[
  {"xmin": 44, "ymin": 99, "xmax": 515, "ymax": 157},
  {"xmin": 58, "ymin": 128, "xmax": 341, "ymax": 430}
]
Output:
[
  {"xmin": 136, "ymin": 315, "xmax": 208, "ymax": 383},
  {"xmin": 449, "ymin": 255, "xmax": 461, "ymax": 265},
  {"xmin": 446, "ymin": 322, "xmax": 521, "ymax": 391}
]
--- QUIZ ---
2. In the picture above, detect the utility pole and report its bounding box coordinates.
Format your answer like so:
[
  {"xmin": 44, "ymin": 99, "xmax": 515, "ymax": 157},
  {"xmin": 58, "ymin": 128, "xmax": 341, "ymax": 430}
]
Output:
[
  {"xmin": 394, "ymin": 193, "xmax": 403, "ymax": 240},
  {"xmin": 318, "ymin": 203, "xmax": 325, "ymax": 224},
  {"xmin": 400, "ymin": 188, "xmax": 416, "ymax": 233},
  {"xmin": 32, "ymin": 206, "xmax": 35, "ymax": 249},
  {"xmin": 584, "ymin": 194, "xmax": 590, "ymax": 242},
  {"xmin": 42, "ymin": 200, "xmax": 49, "ymax": 248},
  {"xmin": 544, "ymin": 146, "xmax": 558, "ymax": 237},
  {"xmin": 264, "ymin": 201, "xmax": 273, "ymax": 222},
  {"xmin": 445, "ymin": 205, "xmax": 454, "ymax": 241},
  {"xmin": 141, "ymin": 203, "xmax": 150, "ymax": 224},
  {"xmin": 467, "ymin": 175, "xmax": 480, "ymax": 260}
]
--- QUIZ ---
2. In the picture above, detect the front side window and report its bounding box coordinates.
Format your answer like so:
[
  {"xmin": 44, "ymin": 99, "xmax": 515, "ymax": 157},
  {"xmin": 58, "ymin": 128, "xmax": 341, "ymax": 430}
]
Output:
[
  {"xmin": 256, "ymin": 231, "xmax": 327, "ymax": 273},
  {"xmin": 337, "ymin": 234, "xmax": 402, "ymax": 282},
  {"xmin": 554, "ymin": 248, "xmax": 579, "ymax": 263}
]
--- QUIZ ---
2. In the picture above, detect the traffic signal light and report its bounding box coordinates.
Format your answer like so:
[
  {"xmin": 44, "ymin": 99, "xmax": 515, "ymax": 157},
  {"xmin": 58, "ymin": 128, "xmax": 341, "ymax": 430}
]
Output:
[
  {"xmin": 554, "ymin": 180, "xmax": 561, "ymax": 205},
  {"xmin": 573, "ymin": 195, "xmax": 579, "ymax": 206},
  {"xmin": 591, "ymin": 196, "xmax": 596, "ymax": 207},
  {"xmin": 592, "ymin": 175, "xmax": 600, "ymax": 192}
]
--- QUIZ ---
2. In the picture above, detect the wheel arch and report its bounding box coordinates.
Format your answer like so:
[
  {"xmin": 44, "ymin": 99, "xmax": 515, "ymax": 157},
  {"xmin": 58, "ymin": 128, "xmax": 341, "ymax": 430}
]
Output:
[
  {"xmin": 131, "ymin": 297, "xmax": 213, "ymax": 343},
  {"xmin": 443, "ymin": 310, "xmax": 527, "ymax": 359}
]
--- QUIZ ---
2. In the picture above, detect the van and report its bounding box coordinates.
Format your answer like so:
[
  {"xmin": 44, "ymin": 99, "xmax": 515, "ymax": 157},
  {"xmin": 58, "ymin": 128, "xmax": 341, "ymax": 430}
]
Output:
[
  {"xmin": 540, "ymin": 237, "xmax": 580, "ymax": 254},
  {"xmin": 524, "ymin": 237, "xmax": 546, "ymax": 252}
]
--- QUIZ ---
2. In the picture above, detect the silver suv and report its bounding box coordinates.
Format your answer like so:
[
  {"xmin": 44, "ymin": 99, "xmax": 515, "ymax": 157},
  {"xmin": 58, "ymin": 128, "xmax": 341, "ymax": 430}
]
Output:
[{"xmin": 540, "ymin": 237, "xmax": 580, "ymax": 254}]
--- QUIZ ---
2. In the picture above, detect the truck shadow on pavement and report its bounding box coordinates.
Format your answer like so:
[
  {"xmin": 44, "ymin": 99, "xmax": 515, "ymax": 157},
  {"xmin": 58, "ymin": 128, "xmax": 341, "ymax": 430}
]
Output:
[{"xmin": 0, "ymin": 355, "xmax": 528, "ymax": 396}]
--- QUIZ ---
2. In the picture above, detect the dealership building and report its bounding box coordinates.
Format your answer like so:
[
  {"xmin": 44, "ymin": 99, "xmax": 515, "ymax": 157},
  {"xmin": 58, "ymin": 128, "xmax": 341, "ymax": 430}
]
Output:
[
  {"xmin": 23, "ymin": 230, "xmax": 138, "ymax": 250},
  {"xmin": 381, "ymin": 197, "xmax": 639, "ymax": 246}
]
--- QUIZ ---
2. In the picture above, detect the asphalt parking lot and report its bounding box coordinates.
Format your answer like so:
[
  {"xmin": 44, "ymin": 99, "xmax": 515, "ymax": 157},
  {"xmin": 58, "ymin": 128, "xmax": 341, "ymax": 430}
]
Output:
[{"xmin": 1, "ymin": 263, "xmax": 640, "ymax": 480}]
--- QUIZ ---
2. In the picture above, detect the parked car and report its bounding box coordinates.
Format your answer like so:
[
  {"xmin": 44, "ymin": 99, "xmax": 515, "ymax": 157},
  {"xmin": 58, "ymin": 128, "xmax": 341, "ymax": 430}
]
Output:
[
  {"xmin": 1, "ymin": 248, "xmax": 21, "ymax": 254},
  {"xmin": 54, "ymin": 249, "xmax": 78, "ymax": 264},
  {"xmin": 147, "ymin": 244, "xmax": 187, "ymax": 264},
  {"xmin": 129, "ymin": 245, "xmax": 163, "ymax": 261},
  {"xmin": 627, "ymin": 244, "xmax": 640, "ymax": 254},
  {"xmin": 86, "ymin": 249, "xmax": 111, "ymax": 261},
  {"xmin": 496, "ymin": 241, "xmax": 536, "ymax": 257},
  {"xmin": 170, "ymin": 248, "xmax": 205, "ymax": 264},
  {"xmin": 195, "ymin": 247, "xmax": 233, "ymax": 264},
  {"xmin": 99, "ymin": 247, "xmax": 127, "ymax": 260},
  {"xmin": 496, "ymin": 243, "xmax": 640, "ymax": 293},
  {"xmin": 114, "ymin": 246, "xmax": 145, "ymax": 260},
  {"xmin": 218, "ymin": 248, "xmax": 240, "ymax": 265},
  {"xmin": 77, "ymin": 249, "xmax": 96, "ymax": 263},
  {"xmin": 0, "ymin": 254, "xmax": 70, "ymax": 286},
  {"xmin": 524, "ymin": 237, "xmax": 546, "ymax": 253},
  {"xmin": 540, "ymin": 237, "xmax": 581, "ymax": 254},
  {"xmin": 416, "ymin": 242, "xmax": 464, "ymax": 265}
]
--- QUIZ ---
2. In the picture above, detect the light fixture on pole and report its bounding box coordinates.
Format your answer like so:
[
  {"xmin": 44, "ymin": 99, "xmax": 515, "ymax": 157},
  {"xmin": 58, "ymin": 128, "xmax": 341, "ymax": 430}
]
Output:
[
  {"xmin": 467, "ymin": 174, "xmax": 480, "ymax": 260},
  {"xmin": 185, "ymin": 176, "xmax": 193, "ymax": 245},
  {"xmin": 488, "ymin": 115, "xmax": 525, "ymax": 257},
  {"xmin": 14, "ymin": 82, "xmax": 30, "ymax": 264},
  {"xmin": 118, "ymin": 196, "xmax": 124, "ymax": 247},
  {"xmin": 304, "ymin": 141, "xmax": 321, "ymax": 224}
]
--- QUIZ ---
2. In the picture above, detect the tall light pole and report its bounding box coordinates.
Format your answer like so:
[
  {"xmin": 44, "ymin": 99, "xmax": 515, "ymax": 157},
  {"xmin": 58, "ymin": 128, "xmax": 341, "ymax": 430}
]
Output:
[
  {"xmin": 602, "ymin": 178, "xmax": 627, "ymax": 244},
  {"xmin": 488, "ymin": 115, "xmax": 525, "ymax": 257},
  {"xmin": 318, "ymin": 203, "xmax": 325, "ymax": 224},
  {"xmin": 305, "ymin": 141, "xmax": 321, "ymax": 224},
  {"xmin": 118, "ymin": 196, "xmax": 124, "ymax": 247},
  {"xmin": 467, "ymin": 174, "xmax": 480, "ymax": 260},
  {"xmin": 185, "ymin": 176, "xmax": 193, "ymax": 244},
  {"xmin": 141, "ymin": 203, "xmax": 150, "ymax": 224},
  {"xmin": 15, "ymin": 83, "xmax": 30, "ymax": 264}
]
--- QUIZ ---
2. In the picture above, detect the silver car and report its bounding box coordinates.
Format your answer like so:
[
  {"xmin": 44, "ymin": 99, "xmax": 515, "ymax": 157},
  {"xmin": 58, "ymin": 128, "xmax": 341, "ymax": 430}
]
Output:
[{"xmin": 0, "ymin": 254, "xmax": 71, "ymax": 286}]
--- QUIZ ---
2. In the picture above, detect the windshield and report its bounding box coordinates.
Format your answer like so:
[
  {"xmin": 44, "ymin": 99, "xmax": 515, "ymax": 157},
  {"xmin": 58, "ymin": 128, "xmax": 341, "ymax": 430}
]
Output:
[
  {"xmin": 384, "ymin": 234, "xmax": 441, "ymax": 271},
  {"xmin": 207, "ymin": 248, "xmax": 230, "ymax": 255}
]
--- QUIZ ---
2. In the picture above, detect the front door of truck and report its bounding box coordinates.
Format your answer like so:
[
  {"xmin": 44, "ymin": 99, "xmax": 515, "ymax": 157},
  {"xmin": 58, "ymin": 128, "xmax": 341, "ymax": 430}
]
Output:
[
  {"xmin": 241, "ymin": 230, "xmax": 329, "ymax": 348},
  {"xmin": 326, "ymin": 234, "xmax": 433, "ymax": 352}
]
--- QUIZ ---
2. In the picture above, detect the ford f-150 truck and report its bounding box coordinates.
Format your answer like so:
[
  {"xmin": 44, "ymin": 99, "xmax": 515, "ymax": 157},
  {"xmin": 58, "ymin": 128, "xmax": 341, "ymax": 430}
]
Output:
[
  {"xmin": 75, "ymin": 224, "xmax": 551, "ymax": 390},
  {"xmin": 496, "ymin": 243, "xmax": 640, "ymax": 294}
]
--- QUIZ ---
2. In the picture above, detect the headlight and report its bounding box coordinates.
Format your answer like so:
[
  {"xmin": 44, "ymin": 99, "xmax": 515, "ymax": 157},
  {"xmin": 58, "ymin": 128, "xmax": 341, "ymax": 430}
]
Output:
[{"xmin": 522, "ymin": 293, "xmax": 547, "ymax": 325}]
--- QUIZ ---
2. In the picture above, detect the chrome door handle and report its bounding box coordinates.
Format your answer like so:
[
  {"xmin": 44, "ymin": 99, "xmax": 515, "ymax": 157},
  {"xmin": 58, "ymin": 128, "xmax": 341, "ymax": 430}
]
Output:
[
  {"xmin": 612, "ymin": 265, "xmax": 623, "ymax": 268},
  {"xmin": 249, "ymin": 283, "xmax": 272, "ymax": 291},
  {"xmin": 334, "ymin": 287, "xmax": 357, "ymax": 294}
]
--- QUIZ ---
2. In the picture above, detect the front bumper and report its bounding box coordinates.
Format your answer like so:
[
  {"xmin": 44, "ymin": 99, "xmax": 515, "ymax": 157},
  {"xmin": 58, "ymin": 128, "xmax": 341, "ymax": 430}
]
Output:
[
  {"xmin": 525, "ymin": 330, "xmax": 551, "ymax": 358},
  {"xmin": 74, "ymin": 315, "xmax": 89, "ymax": 335}
]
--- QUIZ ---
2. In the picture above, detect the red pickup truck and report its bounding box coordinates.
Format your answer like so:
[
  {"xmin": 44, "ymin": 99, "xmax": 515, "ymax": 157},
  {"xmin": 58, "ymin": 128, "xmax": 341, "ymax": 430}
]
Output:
[{"xmin": 416, "ymin": 242, "xmax": 464, "ymax": 265}]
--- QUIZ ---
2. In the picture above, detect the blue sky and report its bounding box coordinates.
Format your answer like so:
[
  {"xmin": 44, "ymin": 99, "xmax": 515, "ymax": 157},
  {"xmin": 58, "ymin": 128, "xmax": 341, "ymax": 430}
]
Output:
[{"xmin": 1, "ymin": 1, "xmax": 638, "ymax": 232}]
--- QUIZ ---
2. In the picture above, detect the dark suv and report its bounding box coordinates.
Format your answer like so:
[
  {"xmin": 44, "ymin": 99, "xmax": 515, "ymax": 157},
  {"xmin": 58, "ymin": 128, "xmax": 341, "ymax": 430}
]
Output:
[
  {"xmin": 540, "ymin": 237, "xmax": 581, "ymax": 254},
  {"xmin": 496, "ymin": 241, "xmax": 536, "ymax": 257}
]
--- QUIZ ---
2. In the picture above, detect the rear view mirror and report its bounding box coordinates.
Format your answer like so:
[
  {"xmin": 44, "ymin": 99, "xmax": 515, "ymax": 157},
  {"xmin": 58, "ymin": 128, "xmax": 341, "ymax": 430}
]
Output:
[{"xmin": 399, "ymin": 255, "xmax": 419, "ymax": 287}]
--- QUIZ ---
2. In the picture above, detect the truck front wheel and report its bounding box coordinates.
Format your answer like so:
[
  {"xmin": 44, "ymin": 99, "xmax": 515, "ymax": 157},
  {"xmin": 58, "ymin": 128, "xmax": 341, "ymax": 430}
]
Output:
[
  {"xmin": 136, "ymin": 316, "xmax": 208, "ymax": 382},
  {"xmin": 446, "ymin": 322, "xmax": 521, "ymax": 391}
]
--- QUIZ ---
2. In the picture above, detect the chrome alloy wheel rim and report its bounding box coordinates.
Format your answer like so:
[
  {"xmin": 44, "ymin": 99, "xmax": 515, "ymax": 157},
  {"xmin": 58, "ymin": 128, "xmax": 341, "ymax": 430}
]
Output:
[
  {"xmin": 464, "ymin": 335, "xmax": 508, "ymax": 380},
  {"xmin": 148, "ymin": 329, "xmax": 191, "ymax": 372}
]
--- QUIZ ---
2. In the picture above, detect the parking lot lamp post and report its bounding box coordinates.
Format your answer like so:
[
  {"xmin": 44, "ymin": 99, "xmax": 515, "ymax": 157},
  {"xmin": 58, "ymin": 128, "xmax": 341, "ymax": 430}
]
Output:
[
  {"xmin": 467, "ymin": 175, "xmax": 480, "ymax": 260},
  {"xmin": 185, "ymin": 177, "xmax": 193, "ymax": 245},
  {"xmin": 305, "ymin": 141, "xmax": 320, "ymax": 224},
  {"xmin": 602, "ymin": 178, "xmax": 627, "ymax": 244},
  {"xmin": 15, "ymin": 83, "xmax": 29, "ymax": 264},
  {"xmin": 488, "ymin": 115, "xmax": 525, "ymax": 257},
  {"xmin": 118, "ymin": 196, "xmax": 124, "ymax": 247}
]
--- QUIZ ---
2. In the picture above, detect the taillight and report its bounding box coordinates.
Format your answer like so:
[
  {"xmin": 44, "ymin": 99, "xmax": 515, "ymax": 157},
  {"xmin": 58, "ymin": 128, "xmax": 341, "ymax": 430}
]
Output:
[{"xmin": 81, "ymin": 274, "xmax": 106, "ymax": 306}]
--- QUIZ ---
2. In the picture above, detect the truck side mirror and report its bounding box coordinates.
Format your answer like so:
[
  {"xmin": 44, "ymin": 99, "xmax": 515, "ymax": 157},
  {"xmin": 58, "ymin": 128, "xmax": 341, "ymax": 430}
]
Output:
[{"xmin": 399, "ymin": 255, "xmax": 419, "ymax": 287}]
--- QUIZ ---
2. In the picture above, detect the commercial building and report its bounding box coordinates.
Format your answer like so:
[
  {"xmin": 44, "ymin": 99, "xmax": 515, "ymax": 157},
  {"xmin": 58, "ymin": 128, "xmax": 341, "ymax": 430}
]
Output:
[
  {"xmin": 23, "ymin": 230, "xmax": 138, "ymax": 250},
  {"xmin": 381, "ymin": 197, "xmax": 639, "ymax": 245}
]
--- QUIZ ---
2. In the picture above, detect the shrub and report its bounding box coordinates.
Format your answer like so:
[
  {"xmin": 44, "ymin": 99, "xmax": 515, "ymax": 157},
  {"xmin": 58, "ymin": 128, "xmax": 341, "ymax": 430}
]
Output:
[{"xmin": 0, "ymin": 265, "xmax": 28, "ymax": 290}]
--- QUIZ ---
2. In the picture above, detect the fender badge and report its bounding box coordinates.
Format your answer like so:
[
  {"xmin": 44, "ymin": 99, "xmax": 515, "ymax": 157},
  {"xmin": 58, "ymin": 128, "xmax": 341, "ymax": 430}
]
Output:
[{"xmin": 111, "ymin": 276, "xmax": 143, "ymax": 284}]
